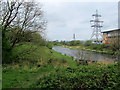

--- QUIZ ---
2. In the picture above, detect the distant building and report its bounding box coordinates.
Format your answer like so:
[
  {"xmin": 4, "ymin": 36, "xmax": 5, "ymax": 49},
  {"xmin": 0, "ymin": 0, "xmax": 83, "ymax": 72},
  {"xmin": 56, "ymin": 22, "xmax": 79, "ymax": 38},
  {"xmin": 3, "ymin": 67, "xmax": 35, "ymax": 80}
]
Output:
[{"xmin": 102, "ymin": 29, "xmax": 120, "ymax": 44}]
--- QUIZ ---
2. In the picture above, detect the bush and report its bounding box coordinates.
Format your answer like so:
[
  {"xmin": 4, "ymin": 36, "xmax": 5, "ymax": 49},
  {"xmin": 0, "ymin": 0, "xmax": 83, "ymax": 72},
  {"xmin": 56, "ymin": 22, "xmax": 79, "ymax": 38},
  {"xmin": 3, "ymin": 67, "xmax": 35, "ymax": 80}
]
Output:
[
  {"xmin": 86, "ymin": 44, "xmax": 109, "ymax": 51},
  {"xmin": 84, "ymin": 40, "xmax": 92, "ymax": 46},
  {"xmin": 30, "ymin": 64, "xmax": 119, "ymax": 89},
  {"xmin": 2, "ymin": 27, "xmax": 47, "ymax": 64},
  {"xmin": 46, "ymin": 43, "xmax": 53, "ymax": 49}
]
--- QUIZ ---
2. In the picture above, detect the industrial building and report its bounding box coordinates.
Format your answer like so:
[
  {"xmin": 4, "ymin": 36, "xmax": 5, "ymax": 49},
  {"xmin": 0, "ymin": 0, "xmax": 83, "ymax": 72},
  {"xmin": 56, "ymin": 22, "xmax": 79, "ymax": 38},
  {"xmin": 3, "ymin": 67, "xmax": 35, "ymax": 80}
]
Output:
[{"xmin": 102, "ymin": 29, "xmax": 120, "ymax": 44}]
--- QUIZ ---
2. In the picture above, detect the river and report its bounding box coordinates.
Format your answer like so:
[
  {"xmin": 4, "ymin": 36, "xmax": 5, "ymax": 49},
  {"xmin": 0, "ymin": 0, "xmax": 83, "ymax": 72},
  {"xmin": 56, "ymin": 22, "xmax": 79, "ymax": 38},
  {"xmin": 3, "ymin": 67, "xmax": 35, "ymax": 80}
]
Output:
[{"xmin": 52, "ymin": 46, "xmax": 117, "ymax": 63}]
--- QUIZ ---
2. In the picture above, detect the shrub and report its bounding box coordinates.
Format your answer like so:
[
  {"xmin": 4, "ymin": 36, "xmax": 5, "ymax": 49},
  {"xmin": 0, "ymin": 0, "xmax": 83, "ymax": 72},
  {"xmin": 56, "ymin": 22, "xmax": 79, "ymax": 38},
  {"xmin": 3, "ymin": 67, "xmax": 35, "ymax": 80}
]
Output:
[{"xmin": 30, "ymin": 64, "xmax": 119, "ymax": 89}]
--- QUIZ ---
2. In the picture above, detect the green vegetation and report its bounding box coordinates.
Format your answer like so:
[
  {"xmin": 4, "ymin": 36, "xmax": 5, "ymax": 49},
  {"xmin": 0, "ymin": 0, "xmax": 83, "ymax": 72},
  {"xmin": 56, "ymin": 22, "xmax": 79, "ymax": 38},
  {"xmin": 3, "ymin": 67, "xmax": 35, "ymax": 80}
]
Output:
[
  {"xmin": 31, "ymin": 64, "xmax": 120, "ymax": 89},
  {"xmin": 2, "ymin": 33, "xmax": 120, "ymax": 89},
  {"xmin": 1, "ymin": 1, "xmax": 47, "ymax": 64},
  {"xmin": 51, "ymin": 40, "xmax": 83, "ymax": 46},
  {"xmin": 3, "ymin": 33, "xmax": 119, "ymax": 88},
  {"xmin": 2, "ymin": 42, "xmax": 120, "ymax": 88},
  {"xmin": 2, "ymin": 43, "xmax": 78, "ymax": 88},
  {"xmin": 1, "ymin": 1, "xmax": 120, "ymax": 89},
  {"xmin": 3, "ymin": 47, "xmax": 120, "ymax": 89},
  {"xmin": 61, "ymin": 40, "xmax": 120, "ymax": 55}
]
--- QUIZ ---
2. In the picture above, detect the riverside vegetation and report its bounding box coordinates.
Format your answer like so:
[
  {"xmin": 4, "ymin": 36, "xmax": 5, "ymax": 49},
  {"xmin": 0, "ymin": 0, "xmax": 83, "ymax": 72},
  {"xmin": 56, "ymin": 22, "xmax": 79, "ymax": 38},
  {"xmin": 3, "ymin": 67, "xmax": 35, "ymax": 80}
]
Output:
[
  {"xmin": 2, "ymin": 42, "xmax": 120, "ymax": 89},
  {"xmin": 1, "ymin": 1, "xmax": 120, "ymax": 89},
  {"xmin": 53, "ymin": 40, "xmax": 120, "ymax": 55},
  {"xmin": 2, "ymin": 38, "xmax": 120, "ymax": 89}
]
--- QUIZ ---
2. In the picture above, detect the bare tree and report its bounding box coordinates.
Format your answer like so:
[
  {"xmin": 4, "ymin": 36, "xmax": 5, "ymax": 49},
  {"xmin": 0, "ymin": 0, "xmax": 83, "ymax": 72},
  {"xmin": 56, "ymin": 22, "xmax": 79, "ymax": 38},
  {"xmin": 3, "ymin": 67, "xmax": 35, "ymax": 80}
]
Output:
[
  {"xmin": 1, "ymin": 0, "xmax": 47, "ymax": 63},
  {"xmin": 1, "ymin": 0, "xmax": 47, "ymax": 49}
]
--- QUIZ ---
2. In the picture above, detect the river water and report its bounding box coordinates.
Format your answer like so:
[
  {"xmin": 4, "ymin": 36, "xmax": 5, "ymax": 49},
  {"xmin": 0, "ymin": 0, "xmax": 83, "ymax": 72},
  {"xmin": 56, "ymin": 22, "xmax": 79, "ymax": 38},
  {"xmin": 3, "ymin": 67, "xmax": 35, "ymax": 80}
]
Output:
[{"xmin": 52, "ymin": 46, "xmax": 117, "ymax": 62}]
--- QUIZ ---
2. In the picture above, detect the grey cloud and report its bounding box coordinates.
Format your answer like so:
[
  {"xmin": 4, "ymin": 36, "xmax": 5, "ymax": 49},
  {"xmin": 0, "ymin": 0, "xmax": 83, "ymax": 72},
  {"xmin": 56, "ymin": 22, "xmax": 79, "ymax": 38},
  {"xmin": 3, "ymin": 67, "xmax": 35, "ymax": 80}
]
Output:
[{"xmin": 43, "ymin": 2, "xmax": 118, "ymax": 41}]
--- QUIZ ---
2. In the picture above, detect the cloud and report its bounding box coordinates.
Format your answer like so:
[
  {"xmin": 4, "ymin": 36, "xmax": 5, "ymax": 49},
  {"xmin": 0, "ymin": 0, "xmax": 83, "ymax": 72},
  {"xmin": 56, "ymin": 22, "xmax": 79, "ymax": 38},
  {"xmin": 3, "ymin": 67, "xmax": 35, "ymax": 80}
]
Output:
[
  {"xmin": 36, "ymin": 0, "xmax": 119, "ymax": 2},
  {"xmin": 42, "ymin": 2, "xmax": 118, "ymax": 41}
]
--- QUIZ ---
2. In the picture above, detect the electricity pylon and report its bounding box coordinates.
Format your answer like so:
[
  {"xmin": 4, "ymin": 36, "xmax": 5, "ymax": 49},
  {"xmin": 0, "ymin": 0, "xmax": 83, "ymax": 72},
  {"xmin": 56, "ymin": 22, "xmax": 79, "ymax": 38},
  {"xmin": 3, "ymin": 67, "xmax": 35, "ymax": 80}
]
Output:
[
  {"xmin": 73, "ymin": 33, "xmax": 75, "ymax": 40},
  {"xmin": 90, "ymin": 10, "xmax": 103, "ymax": 43}
]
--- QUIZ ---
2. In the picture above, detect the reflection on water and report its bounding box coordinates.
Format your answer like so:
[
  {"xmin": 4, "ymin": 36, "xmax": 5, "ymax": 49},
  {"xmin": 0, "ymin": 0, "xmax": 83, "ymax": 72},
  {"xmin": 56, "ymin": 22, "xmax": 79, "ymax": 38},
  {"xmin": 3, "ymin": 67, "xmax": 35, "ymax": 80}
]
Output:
[{"xmin": 52, "ymin": 46, "xmax": 116, "ymax": 62}]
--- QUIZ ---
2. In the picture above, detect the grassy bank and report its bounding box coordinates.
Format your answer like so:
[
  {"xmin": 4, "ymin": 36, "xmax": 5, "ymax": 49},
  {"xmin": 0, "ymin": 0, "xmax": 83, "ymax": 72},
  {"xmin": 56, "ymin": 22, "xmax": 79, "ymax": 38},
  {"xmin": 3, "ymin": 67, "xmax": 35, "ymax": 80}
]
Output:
[
  {"xmin": 63, "ymin": 45, "xmax": 120, "ymax": 55},
  {"xmin": 2, "ymin": 43, "xmax": 77, "ymax": 88},
  {"xmin": 2, "ymin": 43, "xmax": 120, "ymax": 88}
]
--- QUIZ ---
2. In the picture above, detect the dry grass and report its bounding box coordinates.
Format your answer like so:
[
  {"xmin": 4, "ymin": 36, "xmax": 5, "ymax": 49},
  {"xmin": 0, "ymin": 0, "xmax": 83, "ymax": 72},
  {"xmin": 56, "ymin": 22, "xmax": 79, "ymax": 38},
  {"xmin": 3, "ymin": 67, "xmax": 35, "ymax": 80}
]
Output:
[{"xmin": 96, "ymin": 59, "xmax": 115, "ymax": 65}]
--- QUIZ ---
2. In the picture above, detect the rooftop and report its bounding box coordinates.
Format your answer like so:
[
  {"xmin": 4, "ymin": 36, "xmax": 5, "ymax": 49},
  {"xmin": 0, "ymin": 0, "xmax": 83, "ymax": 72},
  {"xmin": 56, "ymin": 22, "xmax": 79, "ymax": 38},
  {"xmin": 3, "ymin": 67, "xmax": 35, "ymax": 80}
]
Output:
[{"xmin": 102, "ymin": 29, "xmax": 120, "ymax": 33}]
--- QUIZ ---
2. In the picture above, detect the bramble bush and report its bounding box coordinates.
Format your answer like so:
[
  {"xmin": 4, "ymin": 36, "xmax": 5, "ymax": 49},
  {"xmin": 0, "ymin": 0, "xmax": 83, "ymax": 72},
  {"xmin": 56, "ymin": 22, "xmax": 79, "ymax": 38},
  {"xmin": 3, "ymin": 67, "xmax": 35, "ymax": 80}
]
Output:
[{"xmin": 30, "ymin": 63, "xmax": 120, "ymax": 89}]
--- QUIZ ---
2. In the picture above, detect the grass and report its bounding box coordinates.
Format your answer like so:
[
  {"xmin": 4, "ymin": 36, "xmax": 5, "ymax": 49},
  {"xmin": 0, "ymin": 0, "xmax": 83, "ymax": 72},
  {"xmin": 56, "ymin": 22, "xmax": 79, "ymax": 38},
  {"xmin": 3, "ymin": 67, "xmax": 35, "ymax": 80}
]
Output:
[
  {"xmin": 3, "ymin": 65, "xmax": 55, "ymax": 88},
  {"xmin": 11, "ymin": 43, "xmax": 52, "ymax": 64},
  {"xmin": 2, "ymin": 43, "xmax": 120, "ymax": 88},
  {"xmin": 2, "ymin": 43, "xmax": 77, "ymax": 88},
  {"xmin": 51, "ymin": 50, "xmax": 77, "ymax": 67},
  {"xmin": 63, "ymin": 45, "xmax": 119, "ymax": 55}
]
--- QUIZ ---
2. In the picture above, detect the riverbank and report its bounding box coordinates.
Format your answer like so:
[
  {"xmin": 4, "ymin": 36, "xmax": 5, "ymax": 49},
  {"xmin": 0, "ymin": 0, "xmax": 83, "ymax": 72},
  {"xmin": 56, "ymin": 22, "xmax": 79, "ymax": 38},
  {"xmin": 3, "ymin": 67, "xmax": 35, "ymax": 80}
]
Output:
[
  {"xmin": 2, "ymin": 44, "xmax": 120, "ymax": 89},
  {"xmin": 62, "ymin": 45, "xmax": 120, "ymax": 55},
  {"xmin": 2, "ymin": 44, "xmax": 77, "ymax": 88}
]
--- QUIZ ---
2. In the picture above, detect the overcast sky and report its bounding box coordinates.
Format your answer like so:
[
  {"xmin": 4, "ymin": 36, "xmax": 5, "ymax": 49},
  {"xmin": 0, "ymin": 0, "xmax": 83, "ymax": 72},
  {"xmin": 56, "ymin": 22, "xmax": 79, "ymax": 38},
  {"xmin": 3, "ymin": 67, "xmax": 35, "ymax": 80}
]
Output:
[{"xmin": 41, "ymin": 1, "xmax": 118, "ymax": 41}]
